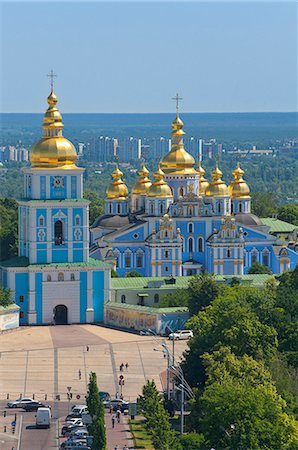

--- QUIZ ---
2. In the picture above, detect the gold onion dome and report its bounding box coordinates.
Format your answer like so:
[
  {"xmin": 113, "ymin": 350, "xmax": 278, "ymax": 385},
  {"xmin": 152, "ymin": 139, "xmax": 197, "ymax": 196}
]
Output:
[
  {"xmin": 160, "ymin": 114, "xmax": 197, "ymax": 174},
  {"xmin": 148, "ymin": 165, "xmax": 173, "ymax": 198},
  {"xmin": 197, "ymin": 161, "xmax": 209, "ymax": 195},
  {"xmin": 229, "ymin": 164, "xmax": 250, "ymax": 198},
  {"xmin": 132, "ymin": 162, "xmax": 152, "ymax": 195},
  {"xmin": 106, "ymin": 164, "xmax": 128, "ymax": 200},
  {"xmin": 30, "ymin": 89, "xmax": 78, "ymax": 168},
  {"xmin": 205, "ymin": 164, "xmax": 229, "ymax": 197}
]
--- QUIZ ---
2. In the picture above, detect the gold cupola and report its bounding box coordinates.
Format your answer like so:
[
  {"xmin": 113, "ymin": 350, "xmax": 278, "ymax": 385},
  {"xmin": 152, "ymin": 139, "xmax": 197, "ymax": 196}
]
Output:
[
  {"xmin": 30, "ymin": 87, "xmax": 78, "ymax": 168},
  {"xmin": 197, "ymin": 161, "xmax": 209, "ymax": 195},
  {"xmin": 160, "ymin": 108, "xmax": 196, "ymax": 175},
  {"xmin": 106, "ymin": 164, "xmax": 128, "ymax": 200},
  {"xmin": 148, "ymin": 165, "xmax": 173, "ymax": 198},
  {"xmin": 132, "ymin": 162, "xmax": 152, "ymax": 195},
  {"xmin": 229, "ymin": 163, "xmax": 250, "ymax": 198},
  {"xmin": 205, "ymin": 163, "xmax": 229, "ymax": 197}
]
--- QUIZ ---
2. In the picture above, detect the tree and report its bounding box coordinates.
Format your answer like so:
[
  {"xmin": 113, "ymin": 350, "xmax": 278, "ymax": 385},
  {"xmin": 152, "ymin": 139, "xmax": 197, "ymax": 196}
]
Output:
[
  {"xmin": 179, "ymin": 432, "xmax": 205, "ymax": 450},
  {"xmin": 86, "ymin": 372, "xmax": 106, "ymax": 450},
  {"xmin": 187, "ymin": 272, "xmax": 220, "ymax": 316},
  {"xmin": 83, "ymin": 190, "xmax": 104, "ymax": 226},
  {"xmin": 157, "ymin": 289, "xmax": 190, "ymax": 308},
  {"xmin": 0, "ymin": 198, "xmax": 18, "ymax": 261},
  {"xmin": 111, "ymin": 269, "xmax": 118, "ymax": 278},
  {"xmin": 248, "ymin": 261, "xmax": 272, "ymax": 274},
  {"xmin": 125, "ymin": 271, "xmax": 142, "ymax": 277},
  {"xmin": 250, "ymin": 192, "xmax": 278, "ymax": 217},
  {"xmin": 278, "ymin": 204, "xmax": 298, "ymax": 226},
  {"xmin": 0, "ymin": 287, "xmax": 13, "ymax": 307}
]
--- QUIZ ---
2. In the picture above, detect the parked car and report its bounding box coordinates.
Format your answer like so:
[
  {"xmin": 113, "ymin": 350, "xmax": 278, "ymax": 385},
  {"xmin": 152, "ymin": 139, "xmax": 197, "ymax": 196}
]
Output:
[
  {"xmin": 103, "ymin": 398, "xmax": 129, "ymax": 413},
  {"xmin": 71, "ymin": 405, "xmax": 88, "ymax": 415},
  {"xmin": 71, "ymin": 429, "xmax": 89, "ymax": 438},
  {"xmin": 62, "ymin": 424, "xmax": 87, "ymax": 436},
  {"xmin": 168, "ymin": 330, "xmax": 193, "ymax": 340},
  {"xmin": 7, "ymin": 397, "xmax": 34, "ymax": 408},
  {"xmin": 99, "ymin": 391, "xmax": 110, "ymax": 401},
  {"xmin": 22, "ymin": 401, "xmax": 50, "ymax": 412},
  {"xmin": 64, "ymin": 418, "xmax": 83, "ymax": 426},
  {"xmin": 65, "ymin": 413, "xmax": 84, "ymax": 421},
  {"xmin": 36, "ymin": 407, "xmax": 51, "ymax": 429},
  {"xmin": 60, "ymin": 438, "xmax": 89, "ymax": 449}
]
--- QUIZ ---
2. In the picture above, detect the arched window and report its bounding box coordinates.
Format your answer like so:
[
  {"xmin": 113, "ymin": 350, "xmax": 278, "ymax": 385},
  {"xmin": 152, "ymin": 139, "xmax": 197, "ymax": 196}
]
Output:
[
  {"xmin": 165, "ymin": 250, "xmax": 169, "ymax": 258},
  {"xmin": 218, "ymin": 202, "xmax": 221, "ymax": 214},
  {"xmin": 188, "ymin": 207, "xmax": 193, "ymax": 216},
  {"xmin": 109, "ymin": 203, "xmax": 112, "ymax": 214},
  {"xmin": 231, "ymin": 203, "xmax": 234, "ymax": 214},
  {"xmin": 58, "ymin": 272, "xmax": 64, "ymax": 281},
  {"xmin": 47, "ymin": 274, "xmax": 51, "ymax": 282},
  {"xmin": 227, "ymin": 249, "xmax": 231, "ymax": 258},
  {"xmin": 262, "ymin": 250, "xmax": 269, "ymax": 266},
  {"xmin": 70, "ymin": 273, "xmax": 75, "ymax": 281},
  {"xmin": 136, "ymin": 252, "xmax": 143, "ymax": 268},
  {"xmin": 160, "ymin": 203, "xmax": 164, "ymax": 215},
  {"xmin": 251, "ymin": 250, "xmax": 258, "ymax": 264},
  {"xmin": 150, "ymin": 203, "xmax": 154, "ymax": 215},
  {"xmin": 117, "ymin": 203, "xmax": 121, "ymax": 214},
  {"xmin": 75, "ymin": 215, "xmax": 80, "ymax": 226},
  {"xmin": 39, "ymin": 216, "xmax": 44, "ymax": 227},
  {"xmin": 114, "ymin": 251, "xmax": 120, "ymax": 267},
  {"xmin": 125, "ymin": 252, "xmax": 131, "ymax": 268},
  {"xmin": 165, "ymin": 231, "xmax": 168, "ymax": 238},
  {"xmin": 179, "ymin": 187, "xmax": 184, "ymax": 197},
  {"xmin": 154, "ymin": 294, "xmax": 159, "ymax": 303},
  {"xmin": 188, "ymin": 223, "xmax": 193, "ymax": 233},
  {"xmin": 188, "ymin": 237, "xmax": 194, "ymax": 252},
  {"xmin": 239, "ymin": 203, "xmax": 242, "ymax": 213},
  {"xmin": 54, "ymin": 220, "xmax": 64, "ymax": 246},
  {"xmin": 121, "ymin": 294, "xmax": 126, "ymax": 304},
  {"xmin": 198, "ymin": 237, "xmax": 204, "ymax": 252}
]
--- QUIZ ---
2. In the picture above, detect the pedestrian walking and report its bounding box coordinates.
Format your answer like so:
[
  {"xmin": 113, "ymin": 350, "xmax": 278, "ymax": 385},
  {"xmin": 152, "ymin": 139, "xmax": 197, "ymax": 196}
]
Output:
[
  {"xmin": 116, "ymin": 408, "xmax": 121, "ymax": 423},
  {"xmin": 120, "ymin": 363, "xmax": 124, "ymax": 372},
  {"xmin": 109, "ymin": 404, "xmax": 113, "ymax": 414},
  {"xmin": 78, "ymin": 369, "xmax": 82, "ymax": 380},
  {"xmin": 123, "ymin": 446, "xmax": 128, "ymax": 450},
  {"xmin": 120, "ymin": 393, "xmax": 123, "ymax": 400},
  {"xmin": 111, "ymin": 415, "xmax": 115, "ymax": 429},
  {"xmin": 86, "ymin": 345, "xmax": 89, "ymax": 352},
  {"xmin": 125, "ymin": 362, "xmax": 129, "ymax": 371},
  {"xmin": 115, "ymin": 391, "xmax": 119, "ymax": 399},
  {"xmin": 114, "ymin": 446, "xmax": 118, "ymax": 450}
]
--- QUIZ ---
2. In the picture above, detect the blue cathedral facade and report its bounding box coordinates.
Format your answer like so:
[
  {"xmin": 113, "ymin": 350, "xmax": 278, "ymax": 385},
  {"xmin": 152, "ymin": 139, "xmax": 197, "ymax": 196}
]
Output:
[
  {"xmin": 90, "ymin": 112, "xmax": 298, "ymax": 277},
  {"xmin": 1, "ymin": 87, "xmax": 110, "ymax": 325}
]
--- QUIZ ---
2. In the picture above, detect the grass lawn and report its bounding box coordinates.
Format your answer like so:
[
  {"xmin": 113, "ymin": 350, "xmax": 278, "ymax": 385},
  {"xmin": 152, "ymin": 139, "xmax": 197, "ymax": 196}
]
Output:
[{"xmin": 129, "ymin": 418, "xmax": 154, "ymax": 449}]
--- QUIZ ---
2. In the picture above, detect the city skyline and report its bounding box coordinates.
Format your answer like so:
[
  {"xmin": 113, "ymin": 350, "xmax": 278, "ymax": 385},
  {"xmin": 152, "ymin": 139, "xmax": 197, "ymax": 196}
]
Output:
[{"xmin": 1, "ymin": 1, "xmax": 297, "ymax": 113}]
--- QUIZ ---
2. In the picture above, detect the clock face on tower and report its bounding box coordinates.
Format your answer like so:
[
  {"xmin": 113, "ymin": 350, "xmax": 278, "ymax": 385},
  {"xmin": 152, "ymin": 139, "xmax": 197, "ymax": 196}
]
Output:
[{"xmin": 52, "ymin": 176, "xmax": 64, "ymax": 189}]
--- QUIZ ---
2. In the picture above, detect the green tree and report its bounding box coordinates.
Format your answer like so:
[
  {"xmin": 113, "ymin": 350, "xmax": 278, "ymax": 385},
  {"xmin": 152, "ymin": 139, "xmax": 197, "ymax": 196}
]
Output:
[
  {"xmin": 179, "ymin": 432, "xmax": 205, "ymax": 450},
  {"xmin": 250, "ymin": 192, "xmax": 278, "ymax": 217},
  {"xmin": 83, "ymin": 190, "xmax": 104, "ymax": 226},
  {"xmin": 111, "ymin": 269, "xmax": 118, "ymax": 278},
  {"xmin": 86, "ymin": 372, "xmax": 106, "ymax": 450},
  {"xmin": 0, "ymin": 198, "xmax": 18, "ymax": 261},
  {"xmin": 187, "ymin": 272, "xmax": 220, "ymax": 316},
  {"xmin": 125, "ymin": 271, "xmax": 142, "ymax": 277},
  {"xmin": 278, "ymin": 204, "xmax": 298, "ymax": 226},
  {"xmin": 157, "ymin": 289, "xmax": 190, "ymax": 308},
  {"xmin": 248, "ymin": 261, "xmax": 272, "ymax": 274},
  {"xmin": 0, "ymin": 287, "xmax": 13, "ymax": 307}
]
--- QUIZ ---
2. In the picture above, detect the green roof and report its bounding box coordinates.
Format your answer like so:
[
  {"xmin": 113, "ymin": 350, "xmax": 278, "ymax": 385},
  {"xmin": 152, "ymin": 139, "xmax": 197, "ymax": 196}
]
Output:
[
  {"xmin": 106, "ymin": 301, "xmax": 188, "ymax": 314},
  {"xmin": 111, "ymin": 274, "xmax": 273, "ymax": 290},
  {"xmin": 261, "ymin": 218, "xmax": 297, "ymax": 233},
  {"xmin": 0, "ymin": 257, "xmax": 110, "ymax": 269},
  {"xmin": 18, "ymin": 198, "xmax": 89, "ymax": 204}
]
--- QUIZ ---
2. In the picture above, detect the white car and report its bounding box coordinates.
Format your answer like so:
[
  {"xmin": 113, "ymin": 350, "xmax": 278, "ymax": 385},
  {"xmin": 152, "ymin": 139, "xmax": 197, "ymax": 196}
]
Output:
[
  {"xmin": 168, "ymin": 330, "xmax": 193, "ymax": 340},
  {"xmin": 7, "ymin": 397, "xmax": 34, "ymax": 408},
  {"xmin": 64, "ymin": 418, "xmax": 84, "ymax": 426}
]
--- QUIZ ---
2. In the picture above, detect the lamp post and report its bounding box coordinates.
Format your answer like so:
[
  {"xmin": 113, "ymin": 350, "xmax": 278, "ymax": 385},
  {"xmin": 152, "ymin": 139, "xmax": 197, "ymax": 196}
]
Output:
[{"xmin": 154, "ymin": 347, "xmax": 170, "ymax": 400}]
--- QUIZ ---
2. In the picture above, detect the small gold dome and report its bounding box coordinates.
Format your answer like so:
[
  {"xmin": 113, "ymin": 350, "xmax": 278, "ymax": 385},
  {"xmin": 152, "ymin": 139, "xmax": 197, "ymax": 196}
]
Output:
[
  {"xmin": 197, "ymin": 161, "xmax": 209, "ymax": 195},
  {"xmin": 132, "ymin": 162, "xmax": 152, "ymax": 195},
  {"xmin": 160, "ymin": 114, "xmax": 197, "ymax": 175},
  {"xmin": 205, "ymin": 164, "xmax": 229, "ymax": 197},
  {"xmin": 229, "ymin": 164, "xmax": 250, "ymax": 198},
  {"xmin": 30, "ymin": 89, "xmax": 77, "ymax": 168},
  {"xmin": 106, "ymin": 164, "xmax": 128, "ymax": 200},
  {"xmin": 148, "ymin": 165, "xmax": 173, "ymax": 198}
]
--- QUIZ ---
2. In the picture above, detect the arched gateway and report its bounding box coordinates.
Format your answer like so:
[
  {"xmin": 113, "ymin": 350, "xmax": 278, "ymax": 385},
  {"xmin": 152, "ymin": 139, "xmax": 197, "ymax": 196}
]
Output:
[{"xmin": 54, "ymin": 305, "xmax": 68, "ymax": 325}]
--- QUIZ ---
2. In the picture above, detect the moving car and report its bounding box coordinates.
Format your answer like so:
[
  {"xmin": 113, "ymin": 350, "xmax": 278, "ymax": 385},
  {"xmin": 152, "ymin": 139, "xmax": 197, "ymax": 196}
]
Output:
[
  {"xmin": 36, "ymin": 407, "xmax": 51, "ymax": 429},
  {"xmin": 103, "ymin": 398, "xmax": 129, "ymax": 413},
  {"xmin": 168, "ymin": 330, "xmax": 193, "ymax": 340},
  {"xmin": 99, "ymin": 391, "xmax": 110, "ymax": 401},
  {"xmin": 71, "ymin": 405, "xmax": 88, "ymax": 415},
  {"xmin": 22, "ymin": 401, "xmax": 50, "ymax": 412},
  {"xmin": 7, "ymin": 397, "xmax": 34, "ymax": 408}
]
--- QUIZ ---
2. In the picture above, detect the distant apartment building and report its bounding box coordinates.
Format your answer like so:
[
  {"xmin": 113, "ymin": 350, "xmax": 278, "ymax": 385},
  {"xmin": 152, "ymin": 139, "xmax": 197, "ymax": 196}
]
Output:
[{"xmin": 0, "ymin": 146, "xmax": 29, "ymax": 162}]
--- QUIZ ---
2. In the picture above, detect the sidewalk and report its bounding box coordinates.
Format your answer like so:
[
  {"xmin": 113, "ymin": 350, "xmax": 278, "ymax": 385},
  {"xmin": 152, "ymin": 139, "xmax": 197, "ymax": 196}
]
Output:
[{"xmin": 105, "ymin": 412, "xmax": 134, "ymax": 450}]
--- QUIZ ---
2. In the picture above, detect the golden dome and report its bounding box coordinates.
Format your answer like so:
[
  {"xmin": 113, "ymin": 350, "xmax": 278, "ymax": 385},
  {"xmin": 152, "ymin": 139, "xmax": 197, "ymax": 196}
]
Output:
[
  {"xmin": 197, "ymin": 161, "xmax": 209, "ymax": 195},
  {"xmin": 106, "ymin": 164, "xmax": 128, "ymax": 200},
  {"xmin": 148, "ymin": 165, "xmax": 173, "ymax": 198},
  {"xmin": 205, "ymin": 164, "xmax": 229, "ymax": 197},
  {"xmin": 229, "ymin": 164, "xmax": 250, "ymax": 198},
  {"xmin": 132, "ymin": 162, "xmax": 152, "ymax": 195},
  {"xmin": 30, "ymin": 89, "xmax": 77, "ymax": 168},
  {"xmin": 160, "ymin": 114, "xmax": 197, "ymax": 174}
]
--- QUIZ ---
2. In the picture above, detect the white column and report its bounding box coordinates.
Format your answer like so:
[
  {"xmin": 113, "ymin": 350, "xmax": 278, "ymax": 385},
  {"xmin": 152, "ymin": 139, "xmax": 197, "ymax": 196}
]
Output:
[
  {"xmin": 46, "ymin": 208, "xmax": 52, "ymax": 263},
  {"xmin": 86, "ymin": 270, "xmax": 94, "ymax": 323},
  {"xmin": 29, "ymin": 208, "xmax": 37, "ymax": 263},
  {"xmin": 28, "ymin": 270, "xmax": 37, "ymax": 324},
  {"xmin": 68, "ymin": 207, "xmax": 73, "ymax": 262}
]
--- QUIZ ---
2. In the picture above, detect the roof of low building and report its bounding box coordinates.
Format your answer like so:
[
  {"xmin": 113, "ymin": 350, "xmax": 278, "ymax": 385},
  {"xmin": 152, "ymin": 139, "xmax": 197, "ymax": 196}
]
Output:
[
  {"xmin": 0, "ymin": 256, "xmax": 110, "ymax": 269},
  {"xmin": 260, "ymin": 217, "xmax": 298, "ymax": 233},
  {"xmin": 105, "ymin": 301, "xmax": 189, "ymax": 314}
]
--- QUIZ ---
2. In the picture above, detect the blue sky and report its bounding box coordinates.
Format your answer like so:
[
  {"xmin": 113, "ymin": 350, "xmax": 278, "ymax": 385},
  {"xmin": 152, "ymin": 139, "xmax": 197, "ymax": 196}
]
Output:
[{"xmin": 1, "ymin": 1, "xmax": 297, "ymax": 113}]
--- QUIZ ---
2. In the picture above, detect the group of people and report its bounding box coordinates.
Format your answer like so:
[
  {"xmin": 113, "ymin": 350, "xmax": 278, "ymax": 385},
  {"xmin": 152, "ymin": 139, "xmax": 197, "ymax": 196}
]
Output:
[{"xmin": 119, "ymin": 362, "xmax": 129, "ymax": 372}]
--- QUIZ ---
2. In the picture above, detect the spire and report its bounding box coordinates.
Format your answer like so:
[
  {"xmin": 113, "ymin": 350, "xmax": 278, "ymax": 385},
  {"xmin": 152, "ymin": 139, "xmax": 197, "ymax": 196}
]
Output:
[
  {"xmin": 106, "ymin": 163, "xmax": 128, "ymax": 200},
  {"xmin": 197, "ymin": 160, "xmax": 209, "ymax": 195},
  {"xmin": 205, "ymin": 161, "xmax": 229, "ymax": 197},
  {"xmin": 132, "ymin": 161, "xmax": 152, "ymax": 195},
  {"xmin": 229, "ymin": 163, "xmax": 250, "ymax": 198}
]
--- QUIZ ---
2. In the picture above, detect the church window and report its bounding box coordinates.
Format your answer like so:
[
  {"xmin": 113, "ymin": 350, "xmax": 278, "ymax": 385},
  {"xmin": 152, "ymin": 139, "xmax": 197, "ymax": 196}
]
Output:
[
  {"xmin": 160, "ymin": 203, "xmax": 164, "ymax": 215},
  {"xmin": 54, "ymin": 220, "xmax": 64, "ymax": 246},
  {"xmin": 133, "ymin": 233, "xmax": 139, "ymax": 239},
  {"xmin": 117, "ymin": 203, "xmax": 121, "ymax": 214},
  {"xmin": 75, "ymin": 215, "xmax": 81, "ymax": 226},
  {"xmin": 173, "ymin": 209, "xmax": 177, "ymax": 216},
  {"xmin": 262, "ymin": 250, "xmax": 269, "ymax": 266},
  {"xmin": 165, "ymin": 250, "xmax": 169, "ymax": 258},
  {"xmin": 165, "ymin": 266, "xmax": 169, "ymax": 272},
  {"xmin": 121, "ymin": 295, "xmax": 126, "ymax": 304},
  {"xmin": 231, "ymin": 203, "xmax": 234, "ymax": 214},
  {"xmin": 188, "ymin": 223, "xmax": 193, "ymax": 233},
  {"xmin": 125, "ymin": 252, "xmax": 131, "ymax": 268},
  {"xmin": 70, "ymin": 273, "xmax": 75, "ymax": 281},
  {"xmin": 218, "ymin": 203, "xmax": 221, "ymax": 214},
  {"xmin": 179, "ymin": 187, "xmax": 184, "ymax": 197},
  {"xmin": 198, "ymin": 237, "xmax": 204, "ymax": 252},
  {"xmin": 150, "ymin": 203, "xmax": 154, "ymax": 215},
  {"xmin": 58, "ymin": 272, "xmax": 64, "ymax": 281},
  {"xmin": 19, "ymin": 295, "xmax": 24, "ymax": 302},
  {"xmin": 165, "ymin": 231, "xmax": 168, "ymax": 238},
  {"xmin": 251, "ymin": 250, "xmax": 258, "ymax": 264},
  {"xmin": 154, "ymin": 294, "xmax": 159, "ymax": 303},
  {"xmin": 239, "ymin": 203, "xmax": 242, "ymax": 213},
  {"xmin": 39, "ymin": 216, "xmax": 44, "ymax": 227},
  {"xmin": 227, "ymin": 249, "xmax": 231, "ymax": 258},
  {"xmin": 109, "ymin": 203, "xmax": 112, "ymax": 214},
  {"xmin": 188, "ymin": 237, "xmax": 194, "ymax": 252},
  {"xmin": 47, "ymin": 274, "xmax": 52, "ymax": 282},
  {"xmin": 136, "ymin": 252, "xmax": 143, "ymax": 268},
  {"xmin": 114, "ymin": 250, "xmax": 120, "ymax": 267},
  {"xmin": 20, "ymin": 312, "xmax": 24, "ymax": 319},
  {"xmin": 188, "ymin": 207, "xmax": 193, "ymax": 216}
]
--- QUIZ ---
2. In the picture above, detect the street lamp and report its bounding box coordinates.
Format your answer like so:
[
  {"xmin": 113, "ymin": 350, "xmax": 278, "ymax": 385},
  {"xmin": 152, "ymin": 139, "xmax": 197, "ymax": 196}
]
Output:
[{"xmin": 154, "ymin": 348, "xmax": 170, "ymax": 400}]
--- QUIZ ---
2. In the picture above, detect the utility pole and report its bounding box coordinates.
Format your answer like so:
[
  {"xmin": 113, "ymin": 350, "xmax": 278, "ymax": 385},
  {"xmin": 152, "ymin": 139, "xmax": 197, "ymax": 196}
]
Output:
[{"xmin": 180, "ymin": 383, "xmax": 184, "ymax": 435}]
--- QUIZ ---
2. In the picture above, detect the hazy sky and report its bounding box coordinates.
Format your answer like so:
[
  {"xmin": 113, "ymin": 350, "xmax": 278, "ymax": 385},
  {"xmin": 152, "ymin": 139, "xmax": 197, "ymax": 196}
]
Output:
[{"xmin": 1, "ymin": 1, "xmax": 297, "ymax": 113}]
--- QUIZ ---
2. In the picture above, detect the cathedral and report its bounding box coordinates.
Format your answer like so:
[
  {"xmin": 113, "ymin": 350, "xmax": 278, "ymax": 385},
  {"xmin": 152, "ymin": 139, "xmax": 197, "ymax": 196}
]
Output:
[
  {"xmin": 1, "ymin": 85, "xmax": 110, "ymax": 326},
  {"xmin": 91, "ymin": 108, "xmax": 298, "ymax": 277}
]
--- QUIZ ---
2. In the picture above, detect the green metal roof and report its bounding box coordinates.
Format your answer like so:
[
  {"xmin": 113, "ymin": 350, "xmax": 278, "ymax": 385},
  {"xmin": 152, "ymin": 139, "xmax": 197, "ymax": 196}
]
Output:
[
  {"xmin": 111, "ymin": 274, "xmax": 273, "ymax": 290},
  {"xmin": 18, "ymin": 198, "xmax": 89, "ymax": 204},
  {"xmin": 106, "ymin": 302, "xmax": 189, "ymax": 314},
  {"xmin": 0, "ymin": 257, "xmax": 110, "ymax": 269},
  {"xmin": 261, "ymin": 218, "xmax": 297, "ymax": 233}
]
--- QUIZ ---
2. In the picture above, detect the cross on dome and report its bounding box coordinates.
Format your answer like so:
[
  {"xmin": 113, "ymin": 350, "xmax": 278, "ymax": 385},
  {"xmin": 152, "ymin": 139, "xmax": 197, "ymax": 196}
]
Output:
[
  {"xmin": 172, "ymin": 93, "xmax": 183, "ymax": 115},
  {"xmin": 47, "ymin": 69, "xmax": 57, "ymax": 91}
]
